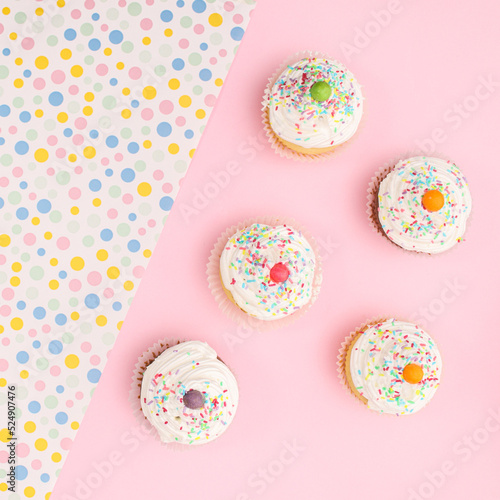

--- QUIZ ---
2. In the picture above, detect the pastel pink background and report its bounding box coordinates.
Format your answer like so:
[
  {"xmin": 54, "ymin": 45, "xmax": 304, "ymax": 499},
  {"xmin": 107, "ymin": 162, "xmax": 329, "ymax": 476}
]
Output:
[{"xmin": 52, "ymin": 0, "xmax": 500, "ymax": 499}]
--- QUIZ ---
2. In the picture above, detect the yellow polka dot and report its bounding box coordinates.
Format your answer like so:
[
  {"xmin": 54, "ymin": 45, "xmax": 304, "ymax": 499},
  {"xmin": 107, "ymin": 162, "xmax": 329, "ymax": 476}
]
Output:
[
  {"xmin": 57, "ymin": 112, "xmax": 68, "ymax": 123},
  {"xmin": 44, "ymin": 232, "xmax": 52, "ymax": 240},
  {"xmin": 83, "ymin": 106, "xmax": 93, "ymax": 116},
  {"xmin": 142, "ymin": 37, "xmax": 151, "ymax": 45},
  {"xmin": 2, "ymin": 7, "xmax": 10, "ymax": 14},
  {"xmin": 96, "ymin": 249, "xmax": 108, "ymax": 261},
  {"xmin": 24, "ymin": 421, "xmax": 36, "ymax": 433},
  {"xmin": 51, "ymin": 453, "xmax": 62, "ymax": 463},
  {"xmin": 83, "ymin": 146, "xmax": 96, "ymax": 159},
  {"xmin": 35, "ymin": 56, "xmax": 49, "ymax": 69},
  {"xmin": 0, "ymin": 483, "xmax": 7, "ymax": 492},
  {"xmin": 107, "ymin": 266, "xmax": 120, "ymax": 279},
  {"xmin": 122, "ymin": 87, "xmax": 130, "ymax": 96},
  {"xmin": 35, "ymin": 438, "xmax": 47, "ymax": 451},
  {"xmin": 46, "ymin": 493, "xmax": 52, "ymax": 500},
  {"xmin": 71, "ymin": 421, "xmax": 79, "ymax": 430},
  {"xmin": 0, "ymin": 326, "xmax": 4, "ymax": 333},
  {"xmin": 11, "ymin": 317, "xmax": 23, "ymax": 330},
  {"xmin": 68, "ymin": 154, "xmax": 77, "ymax": 162},
  {"xmin": 117, "ymin": 321, "xmax": 123, "ymax": 330},
  {"xmin": 168, "ymin": 78, "xmax": 180, "ymax": 90},
  {"xmin": 24, "ymin": 487, "xmax": 36, "ymax": 498},
  {"xmin": 71, "ymin": 65, "xmax": 83, "ymax": 77},
  {"xmin": 215, "ymin": 78, "xmax": 223, "ymax": 87},
  {"xmin": 70, "ymin": 257, "xmax": 85, "ymax": 271},
  {"xmin": 57, "ymin": 0, "xmax": 65, "ymax": 7},
  {"xmin": 179, "ymin": 95, "xmax": 192, "ymax": 108},
  {"xmin": 0, "ymin": 234, "xmax": 10, "ymax": 247},
  {"xmin": 143, "ymin": 249, "xmax": 152, "ymax": 258},
  {"xmin": 14, "ymin": 78, "xmax": 23, "ymax": 88},
  {"xmin": 20, "ymin": 370, "xmax": 29, "ymax": 379},
  {"xmin": 12, "ymin": 262, "xmax": 21, "ymax": 272},
  {"xmin": 104, "ymin": 48, "xmax": 112, "ymax": 56},
  {"xmin": 35, "ymin": 109, "xmax": 43, "ymax": 118},
  {"xmin": 116, "ymin": 62, "xmax": 124, "ymax": 70},
  {"xmin": 208, "ymin": 13, "xmax": 223, "ymax": 27},
  {"xmin": 71, "ymin": 312, "xmax": 79, "ymax": 321},
  {"xmin": 164, "ymin": 28, "xmax": 173, "ymax": 37},
  {"xmin": 34, "ymin": 148, "xmax": 49, "ymax": 162},
  {"xmin": 96, "ymin": 315, "xmax": 107, "ymax": 327},
  {"xmin": 49, "ymin": 280, "xmax": 59, "ymax": 290},
  {"xmin": 143, "ymin": 140, "xmax": 152, "ymax": 149},
  {"xmin": 0, "ymin": 428, "xmax": 12, "ymax": 443},
  {"xmin": 143, "ymin": 86, "xmax": 157, "ymax": 100},
  {"xmin": 168, "ymin": 143, "xmax": 180, "ymax": 154},
  {"xmin": 70, "ymin": 206, "xmax": 79, "ymax": 215},
  {"xmin": 195, "ymin": 109, "xmax": 206, "ymax": 119},
  {"xmin": 137, "ymin": 182, "xmax": 152, "ymax": 197},
  {"xmin": 92, "ymin": 198, "xmax": 101, "ymax": 207},
  {"xmin": 121, "ymin": 109, "xmax": 131, "ymax": 119},
  {"xmin": 60, "ymin": 49, "xmax": 72, "ymax": 60},
  {"xmin": 15, "ymin": 58, "xmax": 22, "ymax": 66},
  {"xmin": 84, "ymin": 92, "xmax": 94, "ymax": 102},
  {"xmin": 0, "ymin": 379, "xmax": 6, "ymax": 387},
  {"xmin": 65, "ymin": 354, "xmax": 79, "ymax": 369},
  {"xmin": 124, "ymin": 281, "xmax": 134, "ymax": 291},
  {"xmin": 10, "ymin": 276, "xmax": 20, "ymax": 287},
  {"xmin": 50, "ymin": 258, "xmax": 58, "ymax": 266},
  {"xmin": 32, "ymin": 217, "xmax": 40, "ymax": 226},
  {"xmin": 189, "ymin": 148, "xmax": 196, "ymax": 158},
  {"xmin": 35, "ymin": 7, "xmax": 44, "ymax": 15},
  {"xmin": 9, "ymin": 32, "xmax": 17, "ymax": 41}
]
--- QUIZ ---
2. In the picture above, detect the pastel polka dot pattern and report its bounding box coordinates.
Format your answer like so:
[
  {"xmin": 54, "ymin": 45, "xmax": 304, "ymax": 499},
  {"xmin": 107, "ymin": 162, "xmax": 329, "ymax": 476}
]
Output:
[{"xmin": 0, "ymin": 0, "xmax": 255, "ymax": 498}]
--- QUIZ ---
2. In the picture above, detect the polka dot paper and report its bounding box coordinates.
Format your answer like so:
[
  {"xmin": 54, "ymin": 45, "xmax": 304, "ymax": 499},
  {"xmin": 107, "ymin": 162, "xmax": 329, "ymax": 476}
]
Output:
[{"xmin": 0, "ymin": 0, "xmax": 255, "ymax": 498}]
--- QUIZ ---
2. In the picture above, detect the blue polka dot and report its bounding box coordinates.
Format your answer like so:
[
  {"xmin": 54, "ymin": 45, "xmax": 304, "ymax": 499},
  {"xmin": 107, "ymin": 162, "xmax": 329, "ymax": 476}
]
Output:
[
  {"xmin": 128, "ymin": 213, "xmax": 136, "ymax": 221},
  {"xmin": 19, "ymin": 181, "xmax": 27, "ymax": 189},
  {"xmin": 23, "ymin": 70, "xmax": 31, "ymax": 78},
  {"xmin": 121, "ymin": 168, "xmax": 135, "ymax": 182},
  {"xmin": 48, "ymin": 340, "xmax": 63, "ymax": 355},
  {"xmin": 160, "ymin": 196, "xmax": 174, "ymax": 211},
  {"xmin": 127, "ymin": 239, "xmax": 140, "ymax": 252},
  {"xmin": 0, "ymin": 105, "xmax": 11, "ymax": 117},
  {"xmin": 184, "ymin": 129, "xmax": 194, "ymax": 139},
  {"xmin": 28, "ymin": 401, "xmax": 41, "ymax": 414},
  {"xmin": 110, "ymin": 77, "xmax": 118, "ymax": 86},
  {"xmin": 87, "ymin": 369, "xmax": 102, "ymax": 383},
  {"xmin": 161, "ymin": 10, "xmax": 173, "ymax": 22},
  {"xmin": 55, "ymin": 313, "xmax": 67, "ymax": 326},
  {"xmin": 37, "ymin": 199, "xmax": 52, "ymax": 214},
  {"xmin": 89, "ymin": 179, "xmax": 102, "ymax": 192},
  {"xmin": 177, "ymin": 0, "xmax": 185, "ymax": 7},
  {"xmin": 157, "ymin": 122, "xmax": 172, "ymax": 137},
  {"xmin": 127, "ymin": 142, "xmax": 139, "ymax": 154},
  {"xmin": 106, "ymin": 135, "xmax": 118, "ymax": 148},
  {"xmin": 19, "ymin": 111, "xmax": 31, "ymax": 123},
  {"xmin": 16, "ymin": 351, "xmax": 29, "ymax": 363},
  {"xmin": 15, "ymin": 141, "xmax": 29, "ymax": 155},
  {"xmin": 199, "ymin": 68, "xmax": 212, "ymax": 81},
  {"xmin": 16, "ymin": 466, "xmax": 28, "ymax": 481},
  {"xmin": 0, "ymin": 138, "xmax": 5, "ymax": 145},
  {"xmin": 0, "ymin": 198, "xmax": 3, "ymax": 209},
  {"xmin": 88, "ymin": 38, "xmax": 101, "ymax": 51},
  {"xmin": 100, "ymin": 229, "xmax": 113, "ymax": 241},
  {"xmin": 37, "ymin": 248, "xmax": 45, "ymax": 256},
  {"xmin": 172, "ymin": 58, "xmax": 185, "ymax": 71},
  {"xmin": 200, "ymin": 42, "xmax": 208, "ymax": 51},
  {"xmin": 55, "ymin": 412, "xmax": 68, "ymax": 424},
  {"xmin": 2, "ymin": 48, "xmax": 10, "ymax": 56},
  {"xmin": 109, "ymin": 30, "xmax": 123, "ymax": 44},
  {"xmin": 192, "ymin": 0, "xmax": 206, "ymax": 12},
  {"xmin": 230, "ymin": 27, "xmax": 245, "ymax": 41},
  {"xmin": 56, "ymin": 385, "xmax": 64, "ymax": 394},
  {"xmin": 112, "ymin": 301, "xmax": 122, "ymax": 311},
  {"xmin": 64, "ymin": 28, "xmax": 77, "ymax": 41},
  {"xmin": 41, "ymin": 474, "xmax": 50, "ymax": 483},
  {"xmin": 64, "ymin": 128, "xmax": 73, "ymax": 137},
  {"xmin": 59, "ymin": 271, "xmax": 67, "ymax": 279},
  {"xmin": 92, "ymin": 12, "xmax": 100, "ymax": 21},
  {"xmin": 33, "ymin": 307, "xmax": 46, "ymax": 320},
  {"xmin": 48, "ymin": 91, "xmax": 64, "ymax": 106},
  {"xmin": 131, "ymin": 99, "xmax": 139, "ymax": 108},
  {"xmin": 16, "ymin": 207, "xmax": 29, "ymax": 220},
  {"xmin": 85, "ymin": 293, "xmax": 100, "ymax": 309},
  {"xmin": 89, "ymin": 129, "xmax": 99, "ymax": 139},
  {"xmin": 32, "ymin": 340, "xmax": 41, "ymax": 349},
  {"xmin": 16, "ymin": 301, "xmax": 26, "ymax": 310}
]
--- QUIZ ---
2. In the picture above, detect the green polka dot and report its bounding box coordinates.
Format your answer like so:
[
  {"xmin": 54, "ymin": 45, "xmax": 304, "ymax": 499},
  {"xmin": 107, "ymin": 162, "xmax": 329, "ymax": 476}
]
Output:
[
  {"xmin": 135, "ymin": 160, "xmax": 146, "ymax": 172},
  {"xmin": 99, "ymin": 116, "xmax": 112, "ymax": 130},
  {"xmin": 138, "ymin": 203, "xmax": 152, "ymax": 216},
  {"xmin": 49, "ymin": 429, "xmax": 59, "ymax": 439},
  {"xmin": 193, "ymin": 85, "xmax": 203, "ymax": 95},
  {"xmin": 121, "ymin": 41, "xmax": 134, "ymax": 54},
  {"xmin": 152, "ymin": 150, "xmax": 164, "ymax": 162},
  {"xmin": 20, "ymin": 253, "xmax": 30, "ymax": 262},
  {"xmin": 30, "ymin": 266, "xmax": 44, "ymax": 280},
  {"xmin": 174, "ymin": 160, "xmax": 188, "ymax": 173},
  {"xmin": 139, "ymin": 50, "xmax": 151, "ymax": 63},
  {"xmin": 15, "ymin": 334, "xmax": 24, "ymax": 343},
  {"xmin": 48, "ymin": 189, "xmax": 58, "ymax": 199},
  {"xmin": 56, "ymin": 171, "xmax": 71, "ymax": 186},
  {"xmin": 112, "ymin": 244, "xmax": 121, "ymax": 253},
  {"xmin": 62, "ymin": 332, "xmax": 74, "ymax": 344},
  {"xmin": 184, "ymin": 73, "xmax": 193, "ymax": 82},
  {"xmin": 82, "ymin": 235, "xmax": 94, "ymax": 247},
  {"xmin": 127, "ymin": 2, "xmax": 142, "ymax": 15},
  {"xmin": 43, "ymin": 120, "xmax": 56, "ymax": 131},
  {"xmin": 13, "ymin": 97, "xmax": 24, "ymax": 108},
  {"xmin": 87, "ymin": 214, "xmax": 101, "ymax": 228},
  {"xmin": 66, "ymin": 376, "xmax": 79, "ymax": 388},
  {"xmin": 106, "ymin": 7, "xmax": 119, "ymax": 20},
  {"xmin": 47, "ymin": 35, "xmax": 58, "ymax": 47},
  {"xmin": 67, "ymin": 221, "xmax": 80, "ymax": 233},
  {"xmin": 33, "ymin": 20, "xmax": 44, "ymax": 34},
  {"xmin": 12, "ymin": 225, "xmax": 22, "ymax": 235},
  {"xmin": 120, "ymin": 128, "xmax": 132, "ymax": 139},
  {"xmin": 0, "ymin": 66, "xmax": 9, "ymax": 79},
  {"xmin": 0, "ymin": 469, "xmax": 6, "ymax": 478},
  {"xmin": 121, "ymin": 256, "xmax": 131, "ymax": 266},
  {"xmin": 68, "ymin": 101, "xmax": 80, "ymax": 113},
  {"xmin": 69, "ymin": 298, "xmax": 78, "ymax": 307},
  {"xmin": 80, "ymin": 323, "xmax": 92, "ymax": 334},
  {"xmin": 188, "ymin": 52, "xmax": 202, "ymax": 66},
  {"xmin": 83, "ymin": 76, "xmax": 92, "ymax": 85},
  {"xmin": 49, "ymin": 211, "xmax": 62, "ymax": 223},
  {"xmin": 84, "ymin": 55, "xmax": 94, "ymax": 65},
  {"xmin": 45, "ymin": 396, "xmax": 58, "ymax": 409},
  {"xmin": 102, "ymin": 95, "xmax": 116, "ymax": 110},
  {"xmin": 141, "ymin": 126, "xmax": 150, "ymax": 135},
  {"xmin": 159, "ymin": 44, "xmax": 172, "ymax": 57},
  {"xmin": 0, "ymin": 272, "xmax": 7, "ymax": 284},
  {"xmin": 76, "ymin": 43, "xmax": 85, "ymax": 52},
  {"xmin": 41, "ymin": 417, "xmax": 48, "ymax": 425},
  {"xmin": 210, "ymin": 33, "xmax": 223, "ymax": 45},
  {"xmin": 15, "ymin": 12, "xmax": 27, "ymax": 23},
  {"xmin": 48, "ymin": 299, "xmax": 60, "ymax": 311},
  {"xmin": 26, "ymin": 287, "xmax": 38, "ymax": 300},
  {"xmin": 117, "ymin": 223, "xmax": 130, "ymax": 237},
  {"xmin": 8, "ymin": 192, "xmax": 21, "ymax": 204},
  {"xmin": 109, "ymin": 186, "xmax": 121, "ymax": 198},
  {"xmin": 36, "ymin": 358, "xmax": 49, "ymax": 371},
  {"xmin": 180, "ymin": 16, "xmax": 193, "ymax": 28},
  {"xmin": 1, "ymin": 155, "xmax": 13, "ymax": 166},
  {"xmin": 120, "ymin": 20, "xmax": 129, "ymax": 30},
  {"xmin": 26, "ymin": 129, "xmax": 38, "ymax": 140},
  {"xmin": 154, "ymin": 65, "xmax": 166, "ymax": 76},
  {"xmin": 102, "ymin": 333, "xmax": 115, "ymax": 346},
  {"xmin": 34, "ymin": 176, "xmax": 47, "ymax": 189},
  {"xmin": 80, "ymin": 23, "xmax": 94, "ymax": 36},
  {"xmin": 33, "ymin": 95, "xmax": 42, "ymax": 105},
  {"xmin": 93, "ymin": 82, "xmax": 103, "ymax": 92}
]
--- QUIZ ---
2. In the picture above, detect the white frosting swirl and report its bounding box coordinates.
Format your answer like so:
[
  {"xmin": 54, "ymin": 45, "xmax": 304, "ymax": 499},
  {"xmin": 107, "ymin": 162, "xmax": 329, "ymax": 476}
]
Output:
[
  {"xmin": 140, "ymin": 341, "xmax": 238, "ymax": 445},
  {"xmin": 220, "ymin": 223, "xmax": 316, "ymax": 321},
  {"xmin": 378, "ymin": 156, "xmax": 472, "ymax": 253},
  {"xmin": 268, "ymin": 57, "xmax": 363, "ymax": 148},
  {"xmin": 349, "ymin": 319, "xmax": 442, "ymax": 415}
]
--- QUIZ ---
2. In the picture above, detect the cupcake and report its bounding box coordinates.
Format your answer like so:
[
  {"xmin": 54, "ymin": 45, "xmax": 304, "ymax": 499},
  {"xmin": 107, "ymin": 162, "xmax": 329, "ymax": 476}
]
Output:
[
  {"xmin": 339, "ymin": 318, "xmax": 442, "ymax": 416},
  {"xmin": 209, "ymin": 219, "xmax": 321, "ymax": 326},
  {"xmin": 369, "ymin": 156, "xmax": 472, "ymax": 254},
  {"xmin": 135, "ymin": 340, "xmax": 239, "ymax": 445},
  {"xmin": 263, "ymin": 54, "xmax": 364, "ymax": 158}
]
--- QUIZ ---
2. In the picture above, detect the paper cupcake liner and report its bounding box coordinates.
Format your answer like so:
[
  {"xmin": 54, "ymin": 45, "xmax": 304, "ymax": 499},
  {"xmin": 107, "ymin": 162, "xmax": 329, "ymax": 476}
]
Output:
[
  {"xmin": 261, "ymin": 50, "xmax": 365, "ymax": 162},
  {"xmin": 366, "ymin": 152, "xmax": 474, "ymax": 257},
  {"xmin": 207, "ymin": 216, "xmax": 323, "ymax": 331}
]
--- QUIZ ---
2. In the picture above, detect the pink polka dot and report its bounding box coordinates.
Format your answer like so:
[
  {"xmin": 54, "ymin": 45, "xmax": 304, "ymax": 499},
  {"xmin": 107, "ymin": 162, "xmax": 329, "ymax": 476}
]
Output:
[
  {"xmin": 33, "ymin": 78, "xmax": 45, "ymax": 90},
  {"xmin": 75, "ymin": 391, "xmax": 83, "ymax": 400},
  {"xmin": 42, "ymin": 324, "xmax": 51, "ymax": 333},
  {"xmin": 75, "ymin": 166, "xmax": 83, "ymax": 174},
  {"xmin": 0, "ymin": 451, "xmax": 8, "ymax": 463},
  {"xmin": 224, "ymin": 1, "xmax": 234, "ymax": 11},
  {"xmin": 68, "ymin": 187, "xmax": 81, "ymax": 200},
  {"xmin": 140, "ymin": 18, "xmax": 153, "ymax": 30},
  {"xmin": 2, "ymin": 288, "xmax": 13, "ymax": 300},
  {"xmin": 179, "ymin": 38, "xmax": 189, "ymax": 49},
  {"xmin": 0, "ymin": 177, "xmax": 8, "ymax": 187},
  {"xmin": 159, "ymin": 100, "xmax": 173, "ymax": 115},
  {"xmin": 153, "ymin": 170, "xmax": 164, "ymax": 181},
  {"xmin": 23, "ymin": 233, "xmax": 36, "ymax": 246},
  {"xmin": 12, "ymin": 167, "xmax": 22, "ymax": 178},
  {"xmin": 66, "ymin": 400, "xmax": 74, "ymax": 408},
  {"xmin": 118, "ymin": 0, "xmax": 126, "ymax": 6},
  {"xmin": 31, "ymin": 459, "xmax": 42, "ymax": 470},
  {"xmin": 162, "ymin": 182, "xmax": 173, "ymax": 193},
  {"xmin": 28, "ymin": 329, "xmax": 37, "ymax": 338},
  {"xmin": 103, "ymin": 288, "xmax": 114, "ymax": 299},
  {"xmin": 57, "ymin": 237, "xmax": 70, "ymax": 250},
  {"xmin": 35, "ymin": 381, "xmax": 45, "ymax": 391},
  {"xmin": 84, "ymin": 0, "xmax": 95, "ymax": 9},
  {"xmin": 0, "ymin": 255, "xmax": 5, "ymax": 265},
  {"xmin": 0, "ymin": 359, "xmax": 8, "ymax": 371},
  {"xmin": 81, "ymin": 342, "xmax": 91, "ymax": 353},
  {"xmin": 72, "ymin": 134, "xmax": 84, "ymax": 146},
  {"xmin": 75, "ymin": 117, "xmax": 87, "ymax": 129},
  {"xmin": 138, "ymin": 228, "xmax": 146, "ymax": 236},
  {"xmin": 122, "ymin": 193, "xmax": 133, "ymax": 204},
  {"xmin": 71, "ymin": 9, "xmax": 81, "ymax": 19},
  {"xmin": 146, "ymin": 0, "xmax": 154, "ymax": 4},
  {"xmin": 219, "ymin": 49, "xmax": 227, "ymax": 57},
  {"xmin": 194, "ymin": 24, "xmax": 204, "ymax": 34},
  {"xmin": 96, "ymin": 64, "xmax": 108, "ymax": 76},
  {"xmin": 233, "ymin": 13, "xmax": 243, "ymax": 24},
  {"xmin": 47, "ymin": 135, "xmax": 58, "ymax": 146},
  {"xmin": 0, "ymin": 305, "xmax": 10, "ymax": 317},
  {"xmin": 107, "ymin": 208, "xmax": 118, "ymax": 219},
  {"xmin": 9, "ymin": 126, "xmax": 17, "ymax": 134},
  {"xmin": 141, "ymin": 108, "xmax": 153, "ymax": 120},
  {"xmin": 147, "ymin": 219, "xmax": 156, "ymax": 228},
  {"xmin": 51, "ymin": 70, "xmax": 66, "ymax": 84},
  {"xmin": 47, "ymin": 167, "xmax": 55, "ymax": 176},
  {"xmin": 114, "ymin": 153, "xmax": 123, "ymax": 162},
  {"xmin": 0, "ymin": 25, "xmax": 3, "ymax": 36},
  {"xmin": 69, "ymin": 85, "xmax": 79, "ymax": 95},
  {"xmin": 205, "ymin": 94, "xmax": 216, "ymax": 107},
  {"xmin": 133, "ymin": 266, "xmax": 145, "ymax": 278},
  {"xmin": 56, "ymin": 148, "xmax": 66, "ymax": 159},
  {"xmin": 69, "ymin": 279, "xmax": 81, "ymax": 292},
  {"xmin": 209, "ymin": 57, "xmax": 217, "ymax": 65},
  {"xmin": 128, "ymin": 66, "xmax": 142, "ymax": 80},
  {"xmin": 50, "ymin": 366, "xmax": 61, "ymax": 376},
  {"xmin": 87, "ymin": 271, "xmax": 102, "ymax": 286},
  {"xmin": 29, "ymin": 192, "xmax": 36, "ymax": 200},
  {"xmin": 175, "ymin": 116, "xmax": 186, "ymax": 127},
  {"xmin": 17, "ymin": 443, "xmax": 29, "ymax": 458},
  {"xmin": 90, "ymin": 355, "xmax": 100, "ymax": 365},
  {"xmin": 61, "ymin": 438, "xmax": 73, "ymax": 450},
  {"xmin": 1, "ymin": 338, "xmax": 9, "ymax": 346},
  {"xmin": 101, "ymin": 158, "xmax": 109, "ymax": 166},
  {"xmin": 100, "ymin": 24, "xmax": 108, "ymax": 32},
  {"xmin": 22, "ymin": 37, "xmax": 35, "ymax": 50}
]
